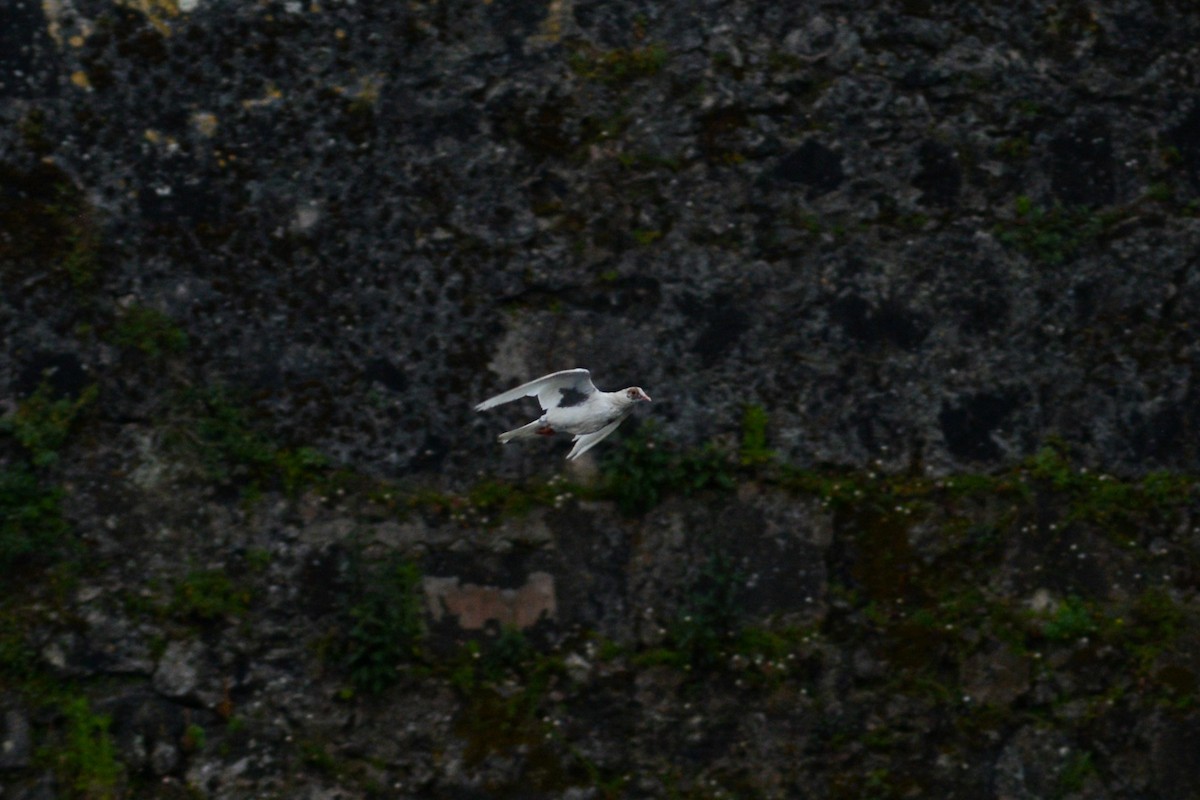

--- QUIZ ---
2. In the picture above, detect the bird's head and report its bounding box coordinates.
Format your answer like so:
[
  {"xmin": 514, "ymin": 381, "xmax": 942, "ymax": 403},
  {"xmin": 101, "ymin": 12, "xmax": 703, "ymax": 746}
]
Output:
[{"xmin": 625, "ymin": 387, "xmax": 652, "ymax": 403}]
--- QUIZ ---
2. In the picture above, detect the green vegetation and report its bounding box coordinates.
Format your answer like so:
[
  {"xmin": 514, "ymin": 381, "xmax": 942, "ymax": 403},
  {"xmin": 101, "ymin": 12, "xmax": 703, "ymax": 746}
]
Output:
[
  {"xmin": 647, "ymin": 554, "xmax": 743, "ymax": 671},
  {"xmin": 245, "ymin": 547, "xmax": 272, "ymax": 572},
  {"xmin": 2, "ymin": 382, "xmax": 98, "ymax": 467},
  {"xmin": 298, "ymin": 737, "xmax": 340, "ymax": 775},
  {"xmin": 1027, "ymin": 443, "xmax": 1192, "ymax": 526},
  {"xmin": 568, "ymin": 43, "xmax": 668, "ymax": 87},
  {"xmin": 478, "ymin": 625, "xmax": 537, "ymax": 680},
  {"xmin": 450, "ymin": 626, "xmax": 549, "ymax": 694},
  {"xmin": 631, "ymin": 228, "xmax": 663, "ymax": 246},
  {"xmin": 994, "ymin": 195, "xmax": 1116, "ymax": 264},
  {"xmin": 462, "ymin": 478, "xmax": 561, "ymax": 524},
  {"xmin": 1056, "ymin": 751, "xmax": 1097, "ymax": 797},
  {"xmin": 0, "ymin": 381, "xmax": 95, "ymax": 576},
  {"xmin": 182, "ymin": 722, "xmax": 206, "ymax": 753},
  {"xmin": 0, "ymin": 166, "xmax": 104, "ymax": 293},
  {"xmin": 0, "ymin": 164, "xmax": 105, "ymax": 291},
  {"xmin": 52, "ymin": 697, "xmax": 123, "ymax": 800},
  {"xmin": 996, "ymin": 133, "xmax": 1031, "ymax": 159},
  {"xmin": 448, "ymin": 628, "xmax": 590, "ymax": 792},
  {"xmin": 111, "ymin": 305, "xmax": 189, "ymax": 357},
  {"xmin": 739, "ymin": 404, "xmax": 775, "ymax": 466},
  {"xmin": 0, "ymin": 463, "xmax": 71, "ymax": 573},
  {"xmin": 601, "ymin": 423, "xmax": 736, "ymax": 515},
  {"xmin": 343, "ymin": 555, "xmax": 425, "ymax": 693},
  {"xmin": 0, "ymin": 613, "xmax": 39, "ymax": 685},
  {"xmin": 2, "ymin": 366, "xmax": 1197, "ymax": 795},
  {"xmin": 170, "ymin": 387, "xmax": 328, "ymax": 497},
  {"xmin": 170, "ymin": 568, "xmax": 251, "ymax": 622},
  {"xmin": 1040, "ymin": 595, "xmax": 1096, "ymax": 642}
]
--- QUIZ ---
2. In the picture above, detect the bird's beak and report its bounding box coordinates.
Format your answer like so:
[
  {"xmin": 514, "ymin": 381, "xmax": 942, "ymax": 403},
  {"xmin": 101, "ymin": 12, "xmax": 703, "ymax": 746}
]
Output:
[{"xmin": 644, "ymin": 393, "xmax": 652, "ymax": 402}]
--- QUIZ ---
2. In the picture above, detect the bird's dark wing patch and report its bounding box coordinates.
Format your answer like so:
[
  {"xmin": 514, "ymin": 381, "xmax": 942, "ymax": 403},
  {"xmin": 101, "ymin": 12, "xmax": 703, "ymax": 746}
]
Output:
[{"xmin": 557, "ymin": 387, "xmax": 590, "ymax": 408}]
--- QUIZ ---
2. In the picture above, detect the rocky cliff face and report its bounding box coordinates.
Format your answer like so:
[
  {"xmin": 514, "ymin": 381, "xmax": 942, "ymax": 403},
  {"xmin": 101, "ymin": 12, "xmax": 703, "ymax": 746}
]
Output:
[{"xmin": 2, "ymin": 1, "xmax": 1199, "ymax": 798}]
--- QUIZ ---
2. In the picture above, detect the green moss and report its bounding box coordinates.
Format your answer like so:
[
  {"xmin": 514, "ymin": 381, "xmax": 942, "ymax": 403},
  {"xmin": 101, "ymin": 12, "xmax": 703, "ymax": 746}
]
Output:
[
  {"xmin": 245, "ymin": 547, "xmax": 272, "ymax": 573},
  {"xmin": 1145, "ymin": 181, "xmax": 1174, "ymax": 203},
  {"xmin": 1040, "ymin": 595, "xmax": 1097, "ymax": 642},
  {"xmin": 569, "ymin": 43, "xmax": 668, "ymax": 87},
  {"xmin": 181, "ymin": 723, "xmax": 206, "ymax": 753},
  {"xmin": 342, "ymin": 555, "xmax": 424, "ymax": 694},
  {"xmin": 397, "ymin": 475, "xmax": 579, "ymax": 528},
  {"xmin": 0, "ymin": 162, "xmax": 104, "ymax": 291},
  {"xmin": 50, "ymin": 697, "xmax": 123, "ymax": 800},
  {"xmin": 1055, "ymin": 751, "xmax": 1096, "ymax": 797},
  {"xmin": 842, "ymin": 505, "xmax": 917, "ymax": 603},
  {"xmin": 0, "ymin": 464, "xmax": 71, "ymax": 573},
  {"xmin": 994, "ymin": 196, "xmax": 1120, "ymax": 264},
  {"xmin": 448, "ymin": 638, "xmax": 583, "ymax": 786},
  {"xmin": 667, "ymin": 554, "xmax": 742, "ymax": 670},
  {"xmin": 631, "ymin": 227, "xmax": 663, "ymax": 246},
  {"xmin": 633, "ymin": 555, "xmax": 812, "ymax": 683},
  {"xmin": 110, "ymin": 305, "xmax": 189, "ymax": 357},
  {"xmin": 170, "ymin": 568, "xmax": 251, "ymax": 622},
  {"xmin": 289, "ymin": 735, "xmax": 388, "ymax": 793},
  {"xmin": 601, "ymin": 423, "xmax": 736, "ymax": 516},
  {"xmin": 298, "ymin": 738, "xmax": 340, "ymax": 775},
  {"xmin": 996, "ymin": 133, "xmax": 1031, "ymax": 159},
  {"xmin": 449, "ymin": 640, "xmax": 584, "ymax": 793},
  {"xmin": 483, "ymin": 626, "xmax": 536, "ymax": 678},
  {"xmin": 2, "ymin": 382, "xmax": 98, "ymax": 467},
  {"xmin": 0, "ymin": 613, "xmax": 39, "ymax": 684},
  {"xmin": 1104, "ymin": 588, "xmax": 1186, "ymax": 678},
  {"xmin": 170, "ymin": 387, "xmax": 328, "ymax": 497},
  {"xmin": 1024, "ymin": 443, "xmax": 1192, "ymax": 530},
  {"xmin": 465, "ymin": 479, "xmax": 554, "ymax": 522},
  {"xmin": 739, "ymin": 404, "xmax": 775, "ymax": 466}
]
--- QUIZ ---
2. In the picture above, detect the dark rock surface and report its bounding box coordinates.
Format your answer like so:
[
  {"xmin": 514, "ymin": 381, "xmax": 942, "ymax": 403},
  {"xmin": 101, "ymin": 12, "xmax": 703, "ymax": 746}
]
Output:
[
  {"xmin": 2, "ymin": 1, "xmax": 1200, "ymax": 798},
  {"xmin": 3, "ymin": 0, "xmax": 1198, "ymax": 478}
]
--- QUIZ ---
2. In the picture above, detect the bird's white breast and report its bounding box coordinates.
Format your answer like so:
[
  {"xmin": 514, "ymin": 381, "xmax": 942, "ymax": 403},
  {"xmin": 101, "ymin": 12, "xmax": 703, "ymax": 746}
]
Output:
[{"xmin": 545, "ymin": 395, "xmax": 626, "ymax": 435}]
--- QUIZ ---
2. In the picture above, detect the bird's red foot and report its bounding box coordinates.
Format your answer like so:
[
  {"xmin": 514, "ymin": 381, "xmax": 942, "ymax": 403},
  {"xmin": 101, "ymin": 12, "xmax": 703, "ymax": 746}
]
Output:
[{"xmin": 536, "ymin": 426, "xmax": 556, "ymax": 436}]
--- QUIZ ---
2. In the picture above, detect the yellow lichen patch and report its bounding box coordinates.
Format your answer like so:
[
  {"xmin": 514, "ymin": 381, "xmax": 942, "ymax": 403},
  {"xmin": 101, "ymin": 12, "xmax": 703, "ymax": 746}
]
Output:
[
  {"xmin": 349, "ymin": 74, "xmax": 384, "ymax": 106},
  {"xmin": 70, "ymin": 71, "xmax": 91, "ymax": 89},
  {"xmin": 242, "ymin": 84, "xmax": 284, "ymax": 110},
  {"xmin": 116, "ymin": 0, "xmax": 181, "ymax": 36},
  {"xmin": 192, "ymin": 112, "xmax": 219, "ymax": 138},
  {"xmin": 530, "ymin": 0, "xmax": 570, "ymax": 46},
  {"xmin": 43, "ymin": 0, "xmax": 95, "ymax": 48},
  {"xmin": 42, "ymin": 0, "xmax": 67, "ymax": 46},
  {"xmin": 143, "ymin": 129, "xmax": 180, "ymax": 151}
]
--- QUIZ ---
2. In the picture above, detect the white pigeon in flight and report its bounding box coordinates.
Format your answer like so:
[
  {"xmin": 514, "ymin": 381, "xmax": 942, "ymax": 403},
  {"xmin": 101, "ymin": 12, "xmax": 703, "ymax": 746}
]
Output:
[{"xmin": 475, "ymin": 368, "xmax": 652, "ymax": 460}]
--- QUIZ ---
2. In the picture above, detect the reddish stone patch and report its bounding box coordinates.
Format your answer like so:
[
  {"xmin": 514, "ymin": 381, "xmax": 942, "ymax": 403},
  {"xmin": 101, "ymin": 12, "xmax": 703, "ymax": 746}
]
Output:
[{"xmin": 423, "ymin": 572, "xmax": 556, "ymax": 629}]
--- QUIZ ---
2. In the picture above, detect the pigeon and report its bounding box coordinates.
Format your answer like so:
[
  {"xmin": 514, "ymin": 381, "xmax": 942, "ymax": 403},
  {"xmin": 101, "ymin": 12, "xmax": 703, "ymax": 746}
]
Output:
[{"xmin": 475, "ymin": 368, "xmax": 652, "ymax": 460}]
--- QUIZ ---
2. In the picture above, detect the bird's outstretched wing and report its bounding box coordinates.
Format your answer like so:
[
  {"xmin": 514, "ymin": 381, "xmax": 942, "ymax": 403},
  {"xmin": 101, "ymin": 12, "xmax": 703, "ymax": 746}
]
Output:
[
  {"xmin": 566, "ymin": 418, "xmax": 623, "ymax": 460},
  {"xmin": 475, "ymin": 368, "xmax": 598, "ymax": 413}
]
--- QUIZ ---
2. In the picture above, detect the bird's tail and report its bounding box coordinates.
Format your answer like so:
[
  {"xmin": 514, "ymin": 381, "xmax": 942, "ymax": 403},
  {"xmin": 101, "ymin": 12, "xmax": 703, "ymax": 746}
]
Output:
[{"xmin": 498, "ymin": 420, "xmax": 543, "ymax": 443}]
